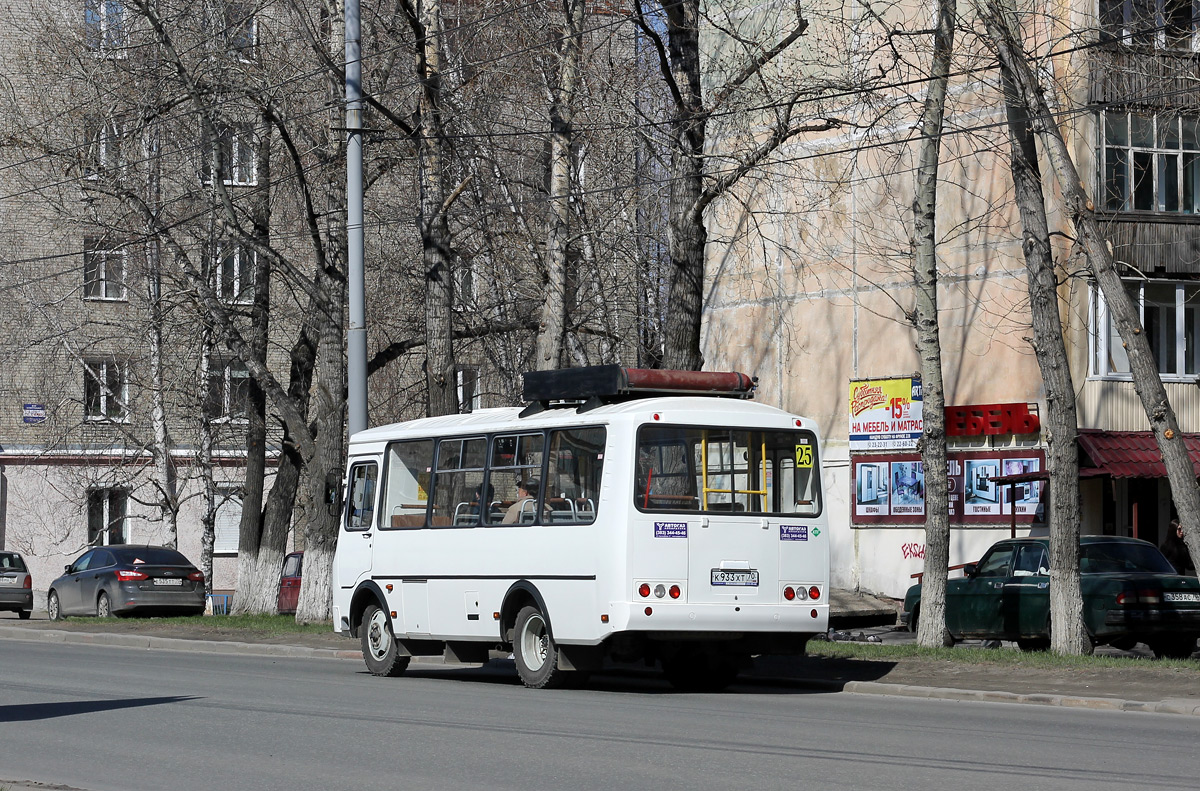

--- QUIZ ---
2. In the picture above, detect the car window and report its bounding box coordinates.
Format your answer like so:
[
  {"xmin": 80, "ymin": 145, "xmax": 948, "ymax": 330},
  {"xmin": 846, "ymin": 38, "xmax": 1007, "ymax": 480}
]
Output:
[
  {"xmin": 1012, "ymin": 545, "xmax": 1048, "ymax": 577},
  {"xmin": 282, "ymin": 554, "xmax": 302, "ymax": 577},
  {"xmin": 0, "ymin": 552, "xmax": 26, "ymax": 571},
  {"xmin": 72, "ymin": 550, "xmax": 96, "ymax": 573},
  {"xmin": 92, "ymin": 550, "xmax": 115, "ymax": 568},
  {"xmin": 111, "ymin": 548, "xmax": 191, "ymax": 566},
  {"xmin": 1080, "ymin": 542, "xmax": 1176, "ymax": 574},
  {"xmin": 975, "ymin": 546, "xmax": 1015, "ymax": 577}
]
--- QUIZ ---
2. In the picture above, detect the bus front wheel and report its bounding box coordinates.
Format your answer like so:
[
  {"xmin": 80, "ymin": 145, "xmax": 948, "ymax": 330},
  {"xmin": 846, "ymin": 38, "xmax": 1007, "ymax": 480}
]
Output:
[
  {"xmin": 513, "ymin": 605, "xmax": 570, "ymax": 689},
  {"xmin": 361, "ymin": 604, "xmax": 410, "ymax": 677}
]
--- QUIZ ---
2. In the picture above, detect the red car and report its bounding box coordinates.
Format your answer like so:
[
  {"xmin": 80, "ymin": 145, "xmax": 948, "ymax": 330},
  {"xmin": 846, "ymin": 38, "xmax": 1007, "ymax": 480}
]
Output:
[{"xmin": 278, "ymin": 551, "xmax": 303, "ymax": 614}]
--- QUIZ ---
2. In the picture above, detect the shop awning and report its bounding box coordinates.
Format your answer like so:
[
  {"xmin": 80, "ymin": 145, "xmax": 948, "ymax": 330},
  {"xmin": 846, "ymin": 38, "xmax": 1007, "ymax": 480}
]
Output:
[{"xmin": 1077, "ymin": 429, "xmax": 1200, "ymax": 478}]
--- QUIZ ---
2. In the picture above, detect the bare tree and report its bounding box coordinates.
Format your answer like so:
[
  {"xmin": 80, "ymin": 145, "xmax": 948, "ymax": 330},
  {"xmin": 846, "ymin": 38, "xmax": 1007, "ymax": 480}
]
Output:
[
  {"xmin": 911, "ymin": 0, "xmax": 956, "ymax": 650},
  {"xmin": 983, "ymin": 1, "xmax": 1200, "ymax": 593},
  {"xmin": 995, "ymin": 55, "xmax": 1089, "ymax": 655}
]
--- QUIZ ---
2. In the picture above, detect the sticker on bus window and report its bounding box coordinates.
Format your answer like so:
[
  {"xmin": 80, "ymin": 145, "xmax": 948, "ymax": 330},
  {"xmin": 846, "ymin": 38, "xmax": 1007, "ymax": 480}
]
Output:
[
  {"xmin": 780, "ymin": 525, "xmax": 808, "ymax": 541},
  {"xmin": 795, "ymin": 444, "xmax": 813, "ymax": 468},
  {"xmin": 654, "ymin": 521, "xmax": 687, "ymax": 538}
]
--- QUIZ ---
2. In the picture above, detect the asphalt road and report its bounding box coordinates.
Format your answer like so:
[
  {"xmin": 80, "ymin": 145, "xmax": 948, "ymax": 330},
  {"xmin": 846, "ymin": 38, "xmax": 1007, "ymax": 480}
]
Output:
[{"xmin": 2, "ymin": 639, "xmax": 1200, "ymax": 791}]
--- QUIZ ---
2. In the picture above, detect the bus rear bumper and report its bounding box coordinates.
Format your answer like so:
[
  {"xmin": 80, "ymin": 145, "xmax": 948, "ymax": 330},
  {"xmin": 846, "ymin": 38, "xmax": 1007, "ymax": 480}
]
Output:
[{"xmin": 606, "ymin": 601, "xmax": 829, "ymax": 636}]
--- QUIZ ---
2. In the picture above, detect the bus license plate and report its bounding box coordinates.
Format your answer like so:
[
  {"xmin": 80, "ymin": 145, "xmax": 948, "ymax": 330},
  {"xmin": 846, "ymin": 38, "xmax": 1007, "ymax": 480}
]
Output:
[
  {"xmin": 155, "ymin": 578, "xmax": 184, "ymax": 586},
  {"xmin": 1165, "ymin": 592, "xmax": 1200, "ymax": 602},
  {"xmin": 711, "ymin": 569, "xmax": 759, "ymax": 587}
]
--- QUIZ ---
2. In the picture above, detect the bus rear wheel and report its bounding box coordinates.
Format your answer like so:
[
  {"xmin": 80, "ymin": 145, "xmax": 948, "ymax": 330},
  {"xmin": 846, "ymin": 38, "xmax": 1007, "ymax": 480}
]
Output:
[
  {"xmin": 361, "ymin": 604, "xmax": 410, "ymax": 677},
  {"xmin": 513, "ymin": 605, "xmax": 570, "ymax": 689}
]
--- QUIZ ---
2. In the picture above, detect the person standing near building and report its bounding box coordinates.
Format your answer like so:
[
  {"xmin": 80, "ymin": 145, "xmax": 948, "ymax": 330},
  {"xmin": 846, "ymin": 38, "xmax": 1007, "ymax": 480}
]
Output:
[{"xmin": 1160, "ymin": 520, "xmax": 1194, "ymax": 576}]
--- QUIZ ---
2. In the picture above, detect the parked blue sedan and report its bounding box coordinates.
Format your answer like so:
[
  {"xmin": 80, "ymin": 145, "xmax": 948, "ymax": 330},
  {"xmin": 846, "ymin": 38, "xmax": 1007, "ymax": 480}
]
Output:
[{"xmin": 903, "ymin": 536, "xmax": 1200, "ymax": 658}]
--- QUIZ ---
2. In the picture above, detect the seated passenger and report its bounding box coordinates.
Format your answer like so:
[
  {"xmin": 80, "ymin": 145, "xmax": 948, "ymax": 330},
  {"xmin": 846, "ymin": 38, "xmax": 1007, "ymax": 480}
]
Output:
[{"xmin": 502, "ymin": 479, "xmax": 543, "ymax": 524}]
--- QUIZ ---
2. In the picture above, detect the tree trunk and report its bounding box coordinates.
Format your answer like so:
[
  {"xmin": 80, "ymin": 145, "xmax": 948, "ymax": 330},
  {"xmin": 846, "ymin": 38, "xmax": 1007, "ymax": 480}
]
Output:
[
  {"xmin": 296, "ymin": 293, "xmax": 345, "ymax": 622},
  {"xmin": 657, "ymin": 0, "xmax": 706, "ymax": 372},
  {"xmin": 913, "ymin": 0, "xmax": 955, "ymax": 649},
  {"xmin": 984, "ymin": 1, "xmax": 1200, "ymax": 573},
  {"xmin": 232, "ymin": 114, "xmax": 274, "ymax": 613},
  {"xmin": 999, "ymin": 69, "xmax": 1089, "ymax": 655},
  {"xmin": 418, "ymin": 0, "xmax": 457, "ymax": 415},
  {"xmin": 198, "ymin": 326, "xmax": 217, "ymax": 597},
  {"xmin": 535, "ymin": 0, "xmax": 584, "ymax": 371}
]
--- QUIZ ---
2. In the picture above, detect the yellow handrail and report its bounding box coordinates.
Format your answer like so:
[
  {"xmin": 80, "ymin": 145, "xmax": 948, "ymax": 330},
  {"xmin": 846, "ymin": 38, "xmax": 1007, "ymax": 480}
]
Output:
[{"xmin": 700, "ymin": 432, "xmax": 767, "ymax": 510}]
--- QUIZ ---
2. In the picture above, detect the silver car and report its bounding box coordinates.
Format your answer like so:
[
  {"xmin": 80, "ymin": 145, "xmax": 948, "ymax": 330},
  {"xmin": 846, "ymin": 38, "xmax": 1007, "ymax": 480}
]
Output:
[{"xmin": 0, "ymin": 551, "xmax": 33, "ymax": 619}]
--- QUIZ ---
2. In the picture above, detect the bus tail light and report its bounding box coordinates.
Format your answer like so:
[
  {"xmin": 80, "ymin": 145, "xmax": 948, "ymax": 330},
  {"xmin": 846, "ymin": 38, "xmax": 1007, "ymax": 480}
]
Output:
[
  {"xmin": 808, "ymin": 586, "xmax": 821, "ymax": 601},
  {"xmin": 638, "ymin": 583, "xmax": 651, "ymax": 598},
  {"xmin": 668, "ymin": 584, "xmax": 681, "ymax": 599},
  {"xmin": 654, "ymin": 584, "xmax": 666, "ymax": 598},
  {"xmin": 783, "ymin": 586, "xmax": 796, "ymax": 601}
]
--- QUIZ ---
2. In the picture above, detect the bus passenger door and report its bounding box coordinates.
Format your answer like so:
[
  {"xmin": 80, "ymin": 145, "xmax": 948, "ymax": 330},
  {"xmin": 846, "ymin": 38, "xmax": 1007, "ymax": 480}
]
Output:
[{"xmin": 336, "ymin": 461, "xmax": 378, "ymax": 589}]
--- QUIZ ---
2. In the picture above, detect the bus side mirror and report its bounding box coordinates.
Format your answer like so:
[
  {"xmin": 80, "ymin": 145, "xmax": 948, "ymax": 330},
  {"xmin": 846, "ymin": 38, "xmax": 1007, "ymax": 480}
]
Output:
[{"xmin": 325, "ymin": 472, "xmax": 342, "ymax": 517}]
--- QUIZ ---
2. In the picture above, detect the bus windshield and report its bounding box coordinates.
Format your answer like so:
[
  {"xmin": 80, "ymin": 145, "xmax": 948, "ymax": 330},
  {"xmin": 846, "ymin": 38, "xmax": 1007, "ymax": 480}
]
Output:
[{"xmin": 635, "ymin": 425, "xmax": 820, "ymax": 516}]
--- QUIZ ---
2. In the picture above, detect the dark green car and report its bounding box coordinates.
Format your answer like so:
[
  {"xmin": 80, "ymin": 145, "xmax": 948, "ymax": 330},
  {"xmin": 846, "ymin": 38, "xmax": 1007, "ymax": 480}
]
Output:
[{"xmin": 902, "ymin": 536, "xmax": 1200, "ymax": 658}]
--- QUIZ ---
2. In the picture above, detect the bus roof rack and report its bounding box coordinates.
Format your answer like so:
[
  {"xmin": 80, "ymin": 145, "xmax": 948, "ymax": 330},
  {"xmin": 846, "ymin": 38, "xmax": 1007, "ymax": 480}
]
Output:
[{"xmin": 521, "ymin": 365, "xmax": 756, "ymax": 415}]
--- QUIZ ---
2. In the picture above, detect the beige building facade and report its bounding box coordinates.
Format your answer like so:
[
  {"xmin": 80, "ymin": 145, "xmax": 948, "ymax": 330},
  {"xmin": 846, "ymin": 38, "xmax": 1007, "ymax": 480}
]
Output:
[{"xmin": 702, "ymin": 2, "xmax": 1200, "ymax": 597}]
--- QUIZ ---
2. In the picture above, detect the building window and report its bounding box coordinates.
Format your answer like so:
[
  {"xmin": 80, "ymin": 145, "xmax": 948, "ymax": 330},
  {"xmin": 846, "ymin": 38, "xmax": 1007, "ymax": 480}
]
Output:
[
  {"xmin": 214, "ymin": 487, "xmax": 242, "ymax": 554},
  {"xmin": 84, "ymin": 0, "xmax": 128, "ymax": 53},
  {"xmin": 217, "ymin": 242, "xmax": 256, "ymax": 304},
  {"xmin": 1100, "ymin": 110, "xmax": 1200, "ymax": 213},
  {"xmin": 84, "ymin": 119, "xmax": 124, "ymax": 179},
  {"xmin": 225, "ymin": 3, "xmax": 257, "ymax": 57},
  {"xmin": 207, "ymin": 359, "xmax": 250, "ymax": 421},
  {"xmin": 1101, "ymin": 0, "xmax": 1199, "ymax": 50},
  {"xmin": 84, "ymin": 358, "xmax": 129, "ymax": 421},
  {"xmin": 83, "ymin": 238, "xmax": 127, "ymax": 300},
  {"xmin": 1091, "ymin": 279, "xmax": 1200, "ymax": 378},
  {"xmin": 87, "ymin": 488, "xmax": 128, "ymax": 545},
  {"xmin": 457, "ymin": 365, "xmax": 480, "ymax": 412},
  {"xmin": 209, "ymin": 124, "xmax": 257, "ymax": 186},
  {"xmin": 205, "ymin": 2, "xmax": 256, "ymax": 58}
]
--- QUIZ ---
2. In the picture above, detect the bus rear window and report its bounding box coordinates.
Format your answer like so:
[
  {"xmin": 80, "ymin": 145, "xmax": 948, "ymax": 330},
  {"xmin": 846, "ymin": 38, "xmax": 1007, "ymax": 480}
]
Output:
[{"xmin": 635, "ymin": 426, "xmax": 820, "ymax": 516}]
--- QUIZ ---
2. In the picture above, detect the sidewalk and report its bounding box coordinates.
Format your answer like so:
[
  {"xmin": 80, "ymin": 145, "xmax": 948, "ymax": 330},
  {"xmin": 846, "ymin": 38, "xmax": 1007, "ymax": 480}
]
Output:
[{"xmin": 3, "ymin": 612, "xmax": 1199, "ymax": 716}]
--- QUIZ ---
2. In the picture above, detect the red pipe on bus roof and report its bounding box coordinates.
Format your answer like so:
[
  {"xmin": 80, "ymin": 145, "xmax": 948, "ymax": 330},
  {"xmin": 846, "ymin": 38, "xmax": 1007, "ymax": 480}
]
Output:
[{"xmin": 622, "ymin": 368, "xmax": 755, "ymax": 394}]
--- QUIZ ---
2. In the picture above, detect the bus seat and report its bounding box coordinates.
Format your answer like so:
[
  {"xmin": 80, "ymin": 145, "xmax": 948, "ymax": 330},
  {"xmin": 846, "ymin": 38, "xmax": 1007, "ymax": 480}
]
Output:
[{"xmin": 391, "ymin": 514, "xmax": 425, "ymax": 528}]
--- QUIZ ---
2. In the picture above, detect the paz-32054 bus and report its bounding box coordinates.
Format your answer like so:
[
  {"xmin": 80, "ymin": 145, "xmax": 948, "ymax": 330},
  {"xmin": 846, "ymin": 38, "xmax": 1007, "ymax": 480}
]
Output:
[{"xmin": 331, "ymin": 366, "xmax": 828, "ymax": 690}]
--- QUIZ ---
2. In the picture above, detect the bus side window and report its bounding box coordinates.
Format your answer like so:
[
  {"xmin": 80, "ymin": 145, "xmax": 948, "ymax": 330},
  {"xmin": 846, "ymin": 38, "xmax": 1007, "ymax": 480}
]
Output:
[
  {"xmin": 433, "ymin": 437, "xmax": 486, "ymax": 528},
  {"xmin": 346, "ymin": 463, "xmax": 378, "ymax": 530},
  {"xmin": 382, "ymin": 440, "xmax": 433, "ymax": 529},
  {"xmin": 545, "ymin": 427, "xmax": 605, "ymax": 524}
]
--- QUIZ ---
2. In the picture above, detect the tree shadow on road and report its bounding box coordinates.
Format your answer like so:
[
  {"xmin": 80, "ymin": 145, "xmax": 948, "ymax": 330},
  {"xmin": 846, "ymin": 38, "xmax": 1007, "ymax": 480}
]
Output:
[{"xmin": 0, "ymin": 695, "xmax": 199, "ymax": 722}]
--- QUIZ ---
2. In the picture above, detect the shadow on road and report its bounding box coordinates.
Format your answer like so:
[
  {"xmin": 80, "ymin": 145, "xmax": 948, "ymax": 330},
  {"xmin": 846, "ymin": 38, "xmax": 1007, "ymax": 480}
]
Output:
[
  {"xmin": 0, "ymin": 695, "xmax": 199, "ymax": 723},
  {"xmin": 365, "ymin": 655, "xmax": 901, "ymax": 695}
]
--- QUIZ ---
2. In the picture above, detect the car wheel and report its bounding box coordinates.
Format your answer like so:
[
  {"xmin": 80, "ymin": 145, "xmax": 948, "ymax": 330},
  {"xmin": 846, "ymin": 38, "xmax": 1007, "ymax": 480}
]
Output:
[
  {"xmin": 513, "ymin": 605, "xmax": 570, "ymax": 689},
  {"xmin": 662, "ymin": 650, "xmax": 742, "ymax": 692},
  {"xmin": 360, "ymin": 604, "xmax": 410, "ymax": 677},
  {"xmin": 47, "ymin": 590, "xmax": 62, "ymax": 621},
  {"xmin": 1150, "ymin": 637, "xmax": 1197, "ymax": 660},
  {"xmin": 18, "ymin": 610, "xmax": 31, "ymax": 620},
  {"xmin": 96, "ymin": 591, "xmax": 112, "ymax": 618}
]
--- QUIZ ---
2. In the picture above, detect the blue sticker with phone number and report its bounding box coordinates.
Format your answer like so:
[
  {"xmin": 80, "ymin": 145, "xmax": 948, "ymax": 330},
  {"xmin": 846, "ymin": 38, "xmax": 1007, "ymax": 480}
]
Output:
[
  {"xmin": 654, "ymin": 521, "xmax": 688, "ymax": 538},
  {"xmin": 780, "ymin": 525, "xmax": 808, "ymax": 541}
]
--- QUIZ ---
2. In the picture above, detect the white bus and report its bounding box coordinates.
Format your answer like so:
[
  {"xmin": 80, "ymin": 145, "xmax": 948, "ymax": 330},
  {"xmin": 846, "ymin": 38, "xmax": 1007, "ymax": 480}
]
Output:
[{"xmin": 331, "ymin": 366, "xmax": 828, "ymax": 690}]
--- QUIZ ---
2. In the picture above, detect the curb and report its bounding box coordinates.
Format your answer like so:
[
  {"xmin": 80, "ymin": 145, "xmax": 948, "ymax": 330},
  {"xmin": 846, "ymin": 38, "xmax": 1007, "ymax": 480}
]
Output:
[{"xmin": 3, "ymin": 624, "xmax": 1196, "ymax": 716}]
